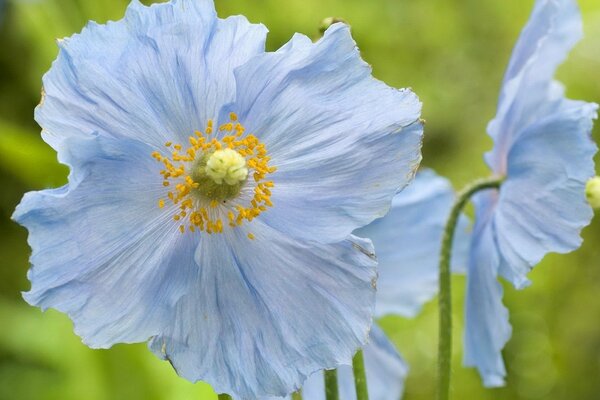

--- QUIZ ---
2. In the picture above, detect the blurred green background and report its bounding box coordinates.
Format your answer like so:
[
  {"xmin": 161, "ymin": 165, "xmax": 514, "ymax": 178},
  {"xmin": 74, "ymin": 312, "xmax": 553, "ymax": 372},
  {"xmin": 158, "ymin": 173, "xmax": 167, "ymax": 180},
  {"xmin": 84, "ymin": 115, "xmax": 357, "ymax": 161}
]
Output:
[{"xmin": 1, "ymin": 0, "xmax": 599, "ymax": 399}]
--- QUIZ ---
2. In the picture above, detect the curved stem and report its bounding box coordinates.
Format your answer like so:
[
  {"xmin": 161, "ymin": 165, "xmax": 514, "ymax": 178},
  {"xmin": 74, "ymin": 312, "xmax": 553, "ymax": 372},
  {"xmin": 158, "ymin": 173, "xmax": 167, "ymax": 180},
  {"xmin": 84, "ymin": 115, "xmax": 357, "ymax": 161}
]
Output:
[
  {"xmin": 324, "ymin": 369, "xmax": 339, "ymax": 400},
  {"xmin": 437, "ymin": 177, "xmax": 503, "ymax": 400},
  {"xmin": 353, "ymin": 350, "xmax": 369, "ymax": 400}
]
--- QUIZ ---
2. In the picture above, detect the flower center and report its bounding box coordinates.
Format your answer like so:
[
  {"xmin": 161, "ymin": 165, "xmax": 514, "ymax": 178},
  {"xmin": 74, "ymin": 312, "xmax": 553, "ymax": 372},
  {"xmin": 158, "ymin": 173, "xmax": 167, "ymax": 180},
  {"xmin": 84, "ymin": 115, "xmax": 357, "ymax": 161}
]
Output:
[
  {"xmin": 152, "ymin": 113, "xmax": 276, "ymax": 236},
  {"xmin": 205, "ymin": 148, "xmax": 248, "ymax": 185}
]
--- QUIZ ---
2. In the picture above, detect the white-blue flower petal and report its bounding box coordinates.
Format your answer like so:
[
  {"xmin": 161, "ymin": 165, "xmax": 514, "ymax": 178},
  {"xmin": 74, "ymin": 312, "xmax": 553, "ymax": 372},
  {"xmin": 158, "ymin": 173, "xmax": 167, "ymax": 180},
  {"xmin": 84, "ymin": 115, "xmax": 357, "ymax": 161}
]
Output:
[
  {"xmin": 464, "ymin": 192, "xmax": 511, "ymax": 387},
  {"xmin": 480, "ymin": 0, "xmax": 597, "ymax": 290},
  {"xmin": 494, "ymin": 102, "xmax": 597, "ymax": 287},
  {"xmin": 466, "ymin": 0, "xmax": 598, "ymax": 386},
  {"xmin": 292, "ymin": 324, "xmax": 407, "ymax": 400},
  {"xmin": 223, "ymin": 23, "xmax": 423, "ymax": 244},
  {"xmin": 17, "ymin": 1, "xmax": 425, "ymax": 397},
  {"xmin": 355, "ymin": 169, "xmax": 470, "ymax": 318},
  {"xmin": 37, "ymin": 0, "xmax": 267, "ymax": 150},
  {"xmin": 486, "ymin": 0, "xmax": 585, "ymax": 173},
  {"xmin": 13, "ymin": 134, "xmax": 198, "ymax": 348},
  {"xmin": 148, "ymin": 222, "xmax": 377, "ymax": 399}
]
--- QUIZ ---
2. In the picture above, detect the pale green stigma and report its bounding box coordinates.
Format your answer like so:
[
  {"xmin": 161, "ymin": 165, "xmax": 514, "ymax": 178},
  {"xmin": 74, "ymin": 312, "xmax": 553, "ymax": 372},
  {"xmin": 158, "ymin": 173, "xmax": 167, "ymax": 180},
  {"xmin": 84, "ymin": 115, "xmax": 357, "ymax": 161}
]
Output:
[{"xmin": 206, "ymin": 148, "xmax": 248, "ymax": 185}]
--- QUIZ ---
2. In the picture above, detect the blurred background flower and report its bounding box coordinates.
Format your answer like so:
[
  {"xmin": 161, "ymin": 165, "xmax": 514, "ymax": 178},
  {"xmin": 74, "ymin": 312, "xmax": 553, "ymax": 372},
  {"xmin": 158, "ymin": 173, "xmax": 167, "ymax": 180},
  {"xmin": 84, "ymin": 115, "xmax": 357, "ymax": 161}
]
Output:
[{"xmin": 0, "ymin": 0, "xmax": 599, "ymax": 399}]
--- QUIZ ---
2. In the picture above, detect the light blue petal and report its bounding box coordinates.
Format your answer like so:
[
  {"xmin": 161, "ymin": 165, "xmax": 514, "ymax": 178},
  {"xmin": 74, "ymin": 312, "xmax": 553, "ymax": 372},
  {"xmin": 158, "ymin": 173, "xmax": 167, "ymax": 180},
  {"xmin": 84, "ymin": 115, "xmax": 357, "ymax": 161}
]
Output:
[
  {"xmin": 37, "ymin": 0, "xmax": 267, "ymax": 150},
  {"xmin": 294, "ymin": 325, "xmax": 407, "ymax": 400},
  {"xmin": 466, "ymin": 0, "xmax": 597, "ymax": 386},
  {"xmin": 355, "ymin": 169, "xmax": 470, "ymax": 318},
  {"xmin": 223, "ymin": 23, "xmax": 423, "ymax": 244},
  {"xmin": 494, "ymin": 103, "xmax": 597, "ymax": 287},
  {"xmin": 12, "ymin": 134, "xmax": 198, "ymax": 348},
  {"xmin": 486, "ymin": 0, "xmax": 585, "ymax": 173},
  {"xmin": 148, "ymin": 221, "xmax": 377, "ymax": 399},
  {"xmin": 464, "ymin": 192, "xmax": 511, "ymax": 387},
  {"xmin": 480, "ymin": 0, "xmax": 597, "ymax": 289}
]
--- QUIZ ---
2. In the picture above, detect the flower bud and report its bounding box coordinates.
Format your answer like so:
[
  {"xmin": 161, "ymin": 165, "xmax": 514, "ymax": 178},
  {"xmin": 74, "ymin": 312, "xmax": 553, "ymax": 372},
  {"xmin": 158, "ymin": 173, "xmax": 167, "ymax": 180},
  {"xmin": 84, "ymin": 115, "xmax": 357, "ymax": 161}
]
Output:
[{"xmin": 585, "ymin": 176, "xmax": 600, "ymax": 209}]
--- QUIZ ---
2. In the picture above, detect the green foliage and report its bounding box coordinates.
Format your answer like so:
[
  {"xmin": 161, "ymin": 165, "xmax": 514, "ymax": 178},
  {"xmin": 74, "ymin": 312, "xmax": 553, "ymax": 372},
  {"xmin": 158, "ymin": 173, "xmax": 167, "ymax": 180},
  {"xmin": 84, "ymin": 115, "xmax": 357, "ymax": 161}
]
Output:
[
  {"xmin": 0, "ymin": 0, "xmax": 599, "ymax": 399},
  {"xmin": 0, "ymin": 120, "xmax": 67, "ymax": 187}
]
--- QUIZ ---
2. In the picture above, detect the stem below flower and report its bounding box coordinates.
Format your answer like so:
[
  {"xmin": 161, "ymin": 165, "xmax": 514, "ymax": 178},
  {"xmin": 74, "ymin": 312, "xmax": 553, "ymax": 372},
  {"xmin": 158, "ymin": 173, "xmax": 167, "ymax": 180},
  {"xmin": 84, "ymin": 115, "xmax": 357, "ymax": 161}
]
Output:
[
  {"xmin": 292, "ymin": 390, "xmax": 303, "ymax": 400},
  {"xmin": 324, "ymin": 369, "xmax": 339, "ymax": 400},
  {"xmin": 437, "ymin": 176, "xmax": 503, "ymax": 400},
  {"xmin": 217, "ymin": 394, "xmax": 233, "ymax": 400},
  {"xmin": 353, "ymin": 350, "xmax": 369, "ymax": 400}
]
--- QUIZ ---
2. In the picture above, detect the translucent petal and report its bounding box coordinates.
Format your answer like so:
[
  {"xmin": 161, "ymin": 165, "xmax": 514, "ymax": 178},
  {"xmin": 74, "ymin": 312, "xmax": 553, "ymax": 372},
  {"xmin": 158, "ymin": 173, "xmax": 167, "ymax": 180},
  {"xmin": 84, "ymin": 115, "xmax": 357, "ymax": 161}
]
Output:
[
  {"xmin": 224, "ymin": 23, "xmax": 423, "ymax": 243},
  {"xmin": 486, "ymin": 0, "xmax": 585, "ymax": 173},
  {"xmin": 355, "ymin": 169, "xmax": 470, "ymax": 318},
  {"xmin": 494, "ymin": 103, "xmax": 597, "ymax": 287},
  {"xmin": 37, "ymin": 0, "xmax": 267, "ymax": 150},
  {"xmin": 292, "ymin": 325, "xmax": 407, "ymax": 400},
  {"xmin": 467, "ymin": 0, "xmax": 596, "ymax": 386},
  {"xmin": 13, "ymin": 134, "xmax": 198, "ymax": 348},
  {"xmin": 148, "ymin": 223, "xmax": 377, "ymax": 399},
  {"xmin": 464, "ymin": 192, "xmax": 512, "ymax": 387}
]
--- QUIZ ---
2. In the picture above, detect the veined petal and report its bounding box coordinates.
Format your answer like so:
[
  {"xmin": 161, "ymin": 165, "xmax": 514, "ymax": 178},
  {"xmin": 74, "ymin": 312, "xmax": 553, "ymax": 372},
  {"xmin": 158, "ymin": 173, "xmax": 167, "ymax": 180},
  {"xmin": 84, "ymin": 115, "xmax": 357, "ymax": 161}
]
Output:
[
  {"xmin": 12, "ymin": 134, "xmax": 197, "ymax": 347},
  {"xmin": 224, "ymin": 23, "xmax": 423, "ymax": 243},
  {"xmin": 467, "ymin": 0, "xmax": 597, "ymax": 387},
  {"xmin": 19, "ymin": 1, "xmax": 424, "ymax": 397},
  {"xmin": 148, "ymin": 222, "xmax": 377, "ymax": 399},
  {"xmin": 355, "ymin": 169, "xmax": 470, "ymax": 318},
  {"xmin": 464, "ymin": 193, "xmax": 511, "ymax": 387},
  {"xmin": 494, "ymin": 102, "xmax": 597, "ymax": 287},
  {"xmin": 37, "ymin": 0, "xmax": 267, "ymax": 150},
  {"xmin": 293, "ymin": 325, "xmax": 408, "ymax": 400},
  {"xmin": 486, "ymin": 0, "xmax": 585, "ymax": 173}
]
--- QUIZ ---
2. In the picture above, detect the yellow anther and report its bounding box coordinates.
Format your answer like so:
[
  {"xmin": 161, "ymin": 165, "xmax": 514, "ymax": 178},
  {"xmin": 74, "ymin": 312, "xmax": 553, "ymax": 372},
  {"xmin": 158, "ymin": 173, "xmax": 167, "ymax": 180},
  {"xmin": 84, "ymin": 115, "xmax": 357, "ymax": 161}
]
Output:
[
  {"xmin": 247, "ymin": 233, "xmax": 255, "ymax": 240},
  {"xmin": 153, "ymin": 114, "xmax": 276, "ymax": 235},
  {"xmin": 220, "ymin": 123, "xmax": 234, "ymax": 131}
]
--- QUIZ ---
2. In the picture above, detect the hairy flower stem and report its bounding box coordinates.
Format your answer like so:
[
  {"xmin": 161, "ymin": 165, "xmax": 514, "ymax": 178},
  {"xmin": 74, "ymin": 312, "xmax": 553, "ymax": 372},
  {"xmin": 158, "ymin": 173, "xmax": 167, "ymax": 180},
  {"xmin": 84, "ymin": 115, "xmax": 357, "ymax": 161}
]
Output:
[
  {"xmin": 437, "ymin": 177, "xmax": 503, "ymax": 400},
  {"xmin": 353, "ymin": 350, "xmax": 369, "ymax": 400},
  {"xmin": 218, "ymin": 395, "xmax": 233, "ymax": 400},
  {"xmin": 324, "ymin": 369, "xmax": 339, "ymax": 400}
]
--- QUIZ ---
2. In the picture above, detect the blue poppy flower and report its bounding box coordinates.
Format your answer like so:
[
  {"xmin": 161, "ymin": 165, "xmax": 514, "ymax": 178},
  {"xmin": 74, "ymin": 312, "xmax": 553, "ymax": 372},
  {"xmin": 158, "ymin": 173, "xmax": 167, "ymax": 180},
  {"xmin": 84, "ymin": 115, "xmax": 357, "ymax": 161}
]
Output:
[
  {"xmin": 11, "ymin": 0, "xmax": 424, "ymax": 398},
  {"xmin": 286, "ymin": 170, "xmax": 470, "ymax": 400},
  {"xmin": 464, "ymin": 0, "xmax": 598, "ymax": 387}
]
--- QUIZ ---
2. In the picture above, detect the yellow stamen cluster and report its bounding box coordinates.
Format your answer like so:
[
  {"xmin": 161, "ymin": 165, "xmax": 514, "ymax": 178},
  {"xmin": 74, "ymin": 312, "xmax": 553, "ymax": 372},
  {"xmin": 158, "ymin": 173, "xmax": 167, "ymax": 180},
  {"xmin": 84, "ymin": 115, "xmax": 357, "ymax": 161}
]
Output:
[{"xmin": 151, "ymin": 113, "xmax": 276, "ymax": 235}]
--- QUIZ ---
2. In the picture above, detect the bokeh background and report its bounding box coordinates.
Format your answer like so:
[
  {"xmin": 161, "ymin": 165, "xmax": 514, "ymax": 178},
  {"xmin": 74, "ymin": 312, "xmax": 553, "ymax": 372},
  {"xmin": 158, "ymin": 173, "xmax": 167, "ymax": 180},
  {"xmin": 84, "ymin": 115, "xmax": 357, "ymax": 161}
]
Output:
[{"xmin": 0, "ymin": 0, "xmax": 599, "ymax": 399}]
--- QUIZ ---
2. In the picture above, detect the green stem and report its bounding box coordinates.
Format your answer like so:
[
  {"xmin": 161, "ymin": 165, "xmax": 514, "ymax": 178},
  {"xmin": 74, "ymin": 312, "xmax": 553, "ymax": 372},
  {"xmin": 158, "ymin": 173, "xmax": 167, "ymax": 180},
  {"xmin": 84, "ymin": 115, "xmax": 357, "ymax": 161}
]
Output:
[
  {"xmin": 324, "ymin": 369, "xmax": 339, "ymax": 400},
  {"xmin": 353, "ymin": 350, "xmax": 369, "ymax": 400},
  {"xmin": 437, "ymin": 176, "xmax": 503, "ymax": 400},
  {"xmin": 292, "ymin": 390, "xmax": 303, "ymax": 400},
  {"xmin": 217, "ymin": 394, "xmax": 233, "ymax": 400}
]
